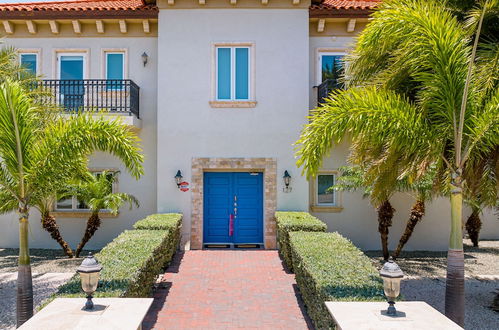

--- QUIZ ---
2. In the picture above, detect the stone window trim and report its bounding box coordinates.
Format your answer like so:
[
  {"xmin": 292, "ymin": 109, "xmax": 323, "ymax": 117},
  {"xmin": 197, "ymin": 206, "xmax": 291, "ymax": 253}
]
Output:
[
  {"xmin": 191, "ymin": 157, "xmax": 277, "ymax": 250},
  {"xmin": 210, "ymin": 42, "xmax": 256, "ymax": 108},
  {"xmin": 18, "ymin": 48, "xmax": 42, "ymax": 75},
  {"xmin": 309, "ymin": 169, "xmax": 344, "ymax": 213}
]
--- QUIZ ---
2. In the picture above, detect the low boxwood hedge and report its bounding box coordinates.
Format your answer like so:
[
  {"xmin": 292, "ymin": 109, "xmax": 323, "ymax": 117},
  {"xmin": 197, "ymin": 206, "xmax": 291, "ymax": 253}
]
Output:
[
  {"xmin": 290, "ymin": 231, "xmax": 384, "ymax": 329},
  {"xmin": 133, "ymin": 213, "xmax": 183, "ymax": 231},
  {"xmin": 50, "ymin": 213, "xmax": 182, "ymax": 303},
  {"xmin": 275, "ymin": 212, "xmax": 327, "ymax": 270}
]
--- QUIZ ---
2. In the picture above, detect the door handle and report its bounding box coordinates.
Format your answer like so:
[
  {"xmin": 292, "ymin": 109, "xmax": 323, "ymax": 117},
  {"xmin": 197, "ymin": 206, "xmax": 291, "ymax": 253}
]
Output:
[{"xmin": 234, "ymin": 195, "xmax": 237, "ymax": 218}]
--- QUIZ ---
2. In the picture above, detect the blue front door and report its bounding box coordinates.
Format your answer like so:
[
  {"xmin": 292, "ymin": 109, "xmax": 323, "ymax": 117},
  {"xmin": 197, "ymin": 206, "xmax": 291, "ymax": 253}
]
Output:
[{"xmin": 204, "ymin": 172, "xmax": 263, "ymax": 245}]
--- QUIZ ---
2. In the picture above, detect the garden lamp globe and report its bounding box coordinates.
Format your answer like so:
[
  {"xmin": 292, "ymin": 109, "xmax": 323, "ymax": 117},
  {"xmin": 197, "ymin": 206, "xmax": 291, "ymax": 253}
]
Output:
[
  {"xmin": 77, "ymin": 253, "xmax": 102, "ymax": 310},
  {"xmin": 379, "ymin": 258, "xmax": 404, "ymax": 316}
]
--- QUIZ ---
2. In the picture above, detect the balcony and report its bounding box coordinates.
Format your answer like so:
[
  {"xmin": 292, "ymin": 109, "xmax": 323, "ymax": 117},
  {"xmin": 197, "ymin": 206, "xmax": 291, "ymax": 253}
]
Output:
[
  {"xmin": 38, "ymin": 79, "xmax": 141, "ymax": 127},
  {"xmin": 316, "ymin": 78, "xmax": 343, "ymax": 106}
]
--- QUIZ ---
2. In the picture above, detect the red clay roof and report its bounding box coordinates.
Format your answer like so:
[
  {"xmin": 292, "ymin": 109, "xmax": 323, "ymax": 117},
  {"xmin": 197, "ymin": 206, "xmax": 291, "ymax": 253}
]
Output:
[
  {"xmin": 311, "ymin": 0, "xmax": 381, "ymax": 17},
  {"xmin": 0, "ymin": 0, "xmax": 380, "ymax": 19},
  {"xmin": 0, "ymin": 0, "xmax": 158, "ymax": 19},
  {"xmin": 321, "ymin": 0, "xmax": 380, "ymax": 10}
]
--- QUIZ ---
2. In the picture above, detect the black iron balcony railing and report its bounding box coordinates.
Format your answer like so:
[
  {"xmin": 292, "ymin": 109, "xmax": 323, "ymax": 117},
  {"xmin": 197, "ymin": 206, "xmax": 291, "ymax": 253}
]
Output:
[
  {"xmin": 39, "ymin": 79, "xmax": 140, "ymax": 118},
  {"xmin": 316, "ymin": 78, "xmax": 343, "ymax": 106}
]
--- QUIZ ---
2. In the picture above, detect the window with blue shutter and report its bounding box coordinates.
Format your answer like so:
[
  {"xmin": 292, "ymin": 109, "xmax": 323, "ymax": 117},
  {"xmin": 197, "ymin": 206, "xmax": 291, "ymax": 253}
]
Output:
[
  {"xmin": 216, "ymin": 46, "xmax": 250, "ymax": 101},
  {"xmin": 20, "ymin": 53, "xmax": 37, "ymax": 75},
  {"xmin": 106, "ymin": 53, "xmax": 124, "ymax": 90}
]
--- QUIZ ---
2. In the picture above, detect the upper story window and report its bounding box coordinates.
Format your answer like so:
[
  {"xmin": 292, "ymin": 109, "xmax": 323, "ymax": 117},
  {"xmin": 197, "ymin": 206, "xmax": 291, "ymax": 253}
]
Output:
[
  {"xmin": 318, "ymin": 52, "xmax": 345, "ymax": 88},
  {"xmin": 20, "ymin": 53, "xmax": 38, "ymax": 75},
  {"xmin": 216, "ymin": 46, "xmax": 250, "ymax": 101},
  {"xmin": 104, "ymin": 50, "xmax": 127, "ymax": 91}
]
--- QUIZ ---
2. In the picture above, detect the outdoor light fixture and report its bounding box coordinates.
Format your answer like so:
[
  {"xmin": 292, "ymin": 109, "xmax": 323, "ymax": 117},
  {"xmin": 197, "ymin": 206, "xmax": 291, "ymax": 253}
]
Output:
[
  {"xmin": 174, "ymin": 170, "xmax": 183, "ymax": 188},
  {"xmin": 141, "ymin": 52, "xmax": 149, "ymax": 67},
  {"xmin": 283, "ymin": 170, "xmax": 292, "ymax": 193},
  {"xmin": 77, "ymin": 253, "xmax": 102, "ymax": 310},
  {"xmin": 379, "ymin": 258, "xmax": 404, "ymax": 316}
]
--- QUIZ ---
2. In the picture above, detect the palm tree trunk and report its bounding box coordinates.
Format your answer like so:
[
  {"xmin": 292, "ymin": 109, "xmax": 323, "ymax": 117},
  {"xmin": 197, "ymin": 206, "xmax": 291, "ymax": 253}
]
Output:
[
  {"xmin": 41, "ymin": 211, "xmax": 74, "ymax": 258},
  {"xmin": 392, "ymin": 199, "xmax": 425, "ymax": 259},
  {"xmin": 445, "ymin": 182, "xmax": 465, "ymax": 327},
  {"xmin": 17, "ymin": 209, "xmax": 33, "ymax": 327},
  {"xmin": 465, "ymin": 208, "xmax": 481, "ymax": 247},
  {"xmin": 378, "ymin": 200, "xmax": 395, "ymax": 261},
  {"xmin": 75, "ymin": 212, "xmax": 101, "ymax": 257}
]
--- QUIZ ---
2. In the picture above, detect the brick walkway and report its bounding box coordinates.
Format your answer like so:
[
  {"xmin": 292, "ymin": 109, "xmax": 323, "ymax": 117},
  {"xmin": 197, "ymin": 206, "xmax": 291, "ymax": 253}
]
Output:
[{"xmin": 143, "ymin": 250, "xmax": 312, "ymax": 330}]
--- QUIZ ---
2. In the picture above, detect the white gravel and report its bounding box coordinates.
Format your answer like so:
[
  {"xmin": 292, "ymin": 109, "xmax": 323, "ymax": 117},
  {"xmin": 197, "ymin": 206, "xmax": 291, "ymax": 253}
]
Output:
[
  {"xmin": 0, "ymin": 272, "xmax": 74, "ymax": 330},
  {"xmin": 402, "ymin": 277, "xmax": 499, "ymax": 330}
]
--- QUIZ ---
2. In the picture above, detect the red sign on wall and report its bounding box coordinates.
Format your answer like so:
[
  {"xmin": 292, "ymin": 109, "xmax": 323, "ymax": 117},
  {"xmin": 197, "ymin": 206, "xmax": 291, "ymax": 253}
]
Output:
[{"xmin": 179, "ymin": 181, "xmax": 190, "ymax": 192}]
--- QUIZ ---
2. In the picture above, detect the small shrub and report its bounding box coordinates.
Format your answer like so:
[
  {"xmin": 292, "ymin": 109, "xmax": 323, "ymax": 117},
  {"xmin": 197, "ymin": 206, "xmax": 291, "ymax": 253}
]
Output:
[
  {"xmin": 275, "ymin": 212, "xmax": 327, "ymax": 270},
  {"xmin": 49, "ymin": 213, "xmax": 182, "ymax": 304},
  {"xmin": 290, "ymin": 231, "xmax": 384, "ymax": 329}
]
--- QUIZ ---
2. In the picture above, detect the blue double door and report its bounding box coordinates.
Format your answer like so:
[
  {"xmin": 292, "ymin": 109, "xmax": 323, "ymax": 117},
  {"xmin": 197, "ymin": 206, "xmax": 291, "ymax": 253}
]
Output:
[{"xmin": 204, "ymin": 172, "xmax": 263, "ymax": 245}]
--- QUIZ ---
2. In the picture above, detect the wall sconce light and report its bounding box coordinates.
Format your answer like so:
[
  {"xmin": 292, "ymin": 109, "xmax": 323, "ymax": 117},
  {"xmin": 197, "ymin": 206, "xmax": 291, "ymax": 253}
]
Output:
[
  {"xmin": 141, "ymin": 52, "xmax": 149, "ymax": 67},
  {"xmin": 283, "ymin": 170, "xmax": 292, "ymax": 193},
  {"xmin": 379, "ymin": 258, "xmax": 404, "ymax": 316},
  {"xmin": 174, "ymin": 170, "xmax": 183, "ymax": 188}
]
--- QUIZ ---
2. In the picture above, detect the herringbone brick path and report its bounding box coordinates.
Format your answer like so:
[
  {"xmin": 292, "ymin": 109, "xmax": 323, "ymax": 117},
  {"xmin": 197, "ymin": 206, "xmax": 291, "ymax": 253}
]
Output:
[{"xmin": 142, "ymin": 250, "xmax": 312, "ymax": 330}]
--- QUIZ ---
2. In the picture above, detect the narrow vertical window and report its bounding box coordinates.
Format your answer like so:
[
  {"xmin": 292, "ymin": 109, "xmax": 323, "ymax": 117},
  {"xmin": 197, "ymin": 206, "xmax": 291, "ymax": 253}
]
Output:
[
  {"xmin": 317, "ymin": 174, "xmax": 336, "ymax": 205},
  {"xmin": 235, "ymin": 48, "xmax": 249, "ymax": 100},
  {"xmin": 217, "ymin": 48, "xmax": 231, "ymax": 100},
  {"xmin": 106, "ymin": 52, "xmax": 124, "ymax": 90},
  {"xmin": 320, "ymin": 54, "xmax": 344, "ymax": 89},
  {"xmin": 20, "ymin": 53, "xmax": 37, "ymax": 75},
  {"xmin": 216, "ymin": 46, "xmax": 250, "ymax": 101}
]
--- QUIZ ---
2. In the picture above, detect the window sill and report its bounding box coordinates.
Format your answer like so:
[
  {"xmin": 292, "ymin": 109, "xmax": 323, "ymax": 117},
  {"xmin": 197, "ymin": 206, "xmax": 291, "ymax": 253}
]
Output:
[
  {"xmin": 209, "ymin": 101, "xmax": 257, "ymax": 108},
  {"xmin": 50, "ymin": 211, "xmax": 119, "ymax": 218},
  {"xmin": 310, "ymin": 205, "xmax": 344, "ymax": 213}
]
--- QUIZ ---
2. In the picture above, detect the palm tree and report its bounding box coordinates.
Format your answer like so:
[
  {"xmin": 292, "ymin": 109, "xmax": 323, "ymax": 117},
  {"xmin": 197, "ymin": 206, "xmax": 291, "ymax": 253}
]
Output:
[
  {"xmin": 463, "ymin": 147, "xmax": 499, "ymax": 247},
  {"xmin": 0, "ymin": 79, "xmax": 143, "ymax": 326},
  {"xmin": 295, "ymin": 0, "xmax": 498, "ymax": 326},
  {"xmin": 63, "ymin": 171, "xmax": 139, "ymax": 257},
  {"xmin": 333, "ymin": 166, "xmax": 396, "ymax": 260}
]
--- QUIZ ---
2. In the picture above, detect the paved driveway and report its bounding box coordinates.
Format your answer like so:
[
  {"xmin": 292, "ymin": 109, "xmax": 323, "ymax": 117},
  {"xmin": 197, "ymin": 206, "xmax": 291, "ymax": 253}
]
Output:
[{"xmin": 143, "ymin": 250, "xmax": 312, "ymax": 330}]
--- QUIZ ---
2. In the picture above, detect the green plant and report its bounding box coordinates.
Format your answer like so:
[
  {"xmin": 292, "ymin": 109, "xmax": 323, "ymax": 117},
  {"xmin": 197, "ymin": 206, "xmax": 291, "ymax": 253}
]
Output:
[
  {"xmin": 275, "ymin": 212, "xmax": 327, "ymax": 270},
  {"xmin": 62, "ymin": 171, "xmax": 140, "ymax": 257},
  {"xmin": 290, "ymin": 231, "xmax": 384, "ymax": 329},
  {"xmin": 52, "ymin": 213, "xmax": 182, "ymax": 302},
  {"xmin": 0, "ymin": 79, "xmax": 143, "ymax": 326},
  {"xmin": 295, "ymin": 0, "xmax": 498, "ymax": 325}
]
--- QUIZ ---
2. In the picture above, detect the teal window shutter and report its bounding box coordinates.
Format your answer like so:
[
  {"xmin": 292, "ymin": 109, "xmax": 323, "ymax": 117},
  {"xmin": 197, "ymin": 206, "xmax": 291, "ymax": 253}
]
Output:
[
  {"xmin": 217, "ymin": 48, "xmax": 231, "ymax": 100},
  {"xmin": 235, "ymin": 48, "xmax": 249, "ymax": 100},
  {"xmin": 20, "ymin": 54, "xmax": 37, "ymax": 75},
  {"xmin": 107, "ymin": 53, "xmax": 124, "ymax": 80},
  {"xmin": 60, "ymin": 55, "xmax": 84, "ymax": 80},
  {"xmin": 106, "ymin": 53, "xmax": 124, "ymax": 90}
]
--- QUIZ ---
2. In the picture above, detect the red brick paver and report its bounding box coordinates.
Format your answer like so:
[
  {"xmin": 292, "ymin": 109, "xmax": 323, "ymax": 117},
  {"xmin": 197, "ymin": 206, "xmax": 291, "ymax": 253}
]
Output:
[{"xmin": 143, "ymin": 250, "xmax": 312, "ymax": 330}]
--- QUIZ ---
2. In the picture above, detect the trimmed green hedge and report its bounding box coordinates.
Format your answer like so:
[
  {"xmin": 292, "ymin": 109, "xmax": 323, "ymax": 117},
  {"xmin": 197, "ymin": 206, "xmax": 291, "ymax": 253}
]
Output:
[
  {"xmin": 275, "ymin": 212, "xmax": 327, "ymax": 270},
  {"xmin": 290, "ymin": 231, "xmax": 384, "ymax": 329},
  {"xmin": 133, "ymin": 213, "xmax": 183, "ymax": 231},
  {"xmin": 52, "ymin": 213, "xmax": 182, "ymax": 302}
]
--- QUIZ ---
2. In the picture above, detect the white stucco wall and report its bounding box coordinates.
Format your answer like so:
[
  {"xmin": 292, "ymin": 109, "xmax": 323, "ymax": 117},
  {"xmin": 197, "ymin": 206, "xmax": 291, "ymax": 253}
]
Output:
[
  {"xmin": 0, "ymin": 37, "xmax": 158, "ymax": 250},
  {"xmin": 156, "ymin": 9, "xmax": 310, "ymax": 247}
]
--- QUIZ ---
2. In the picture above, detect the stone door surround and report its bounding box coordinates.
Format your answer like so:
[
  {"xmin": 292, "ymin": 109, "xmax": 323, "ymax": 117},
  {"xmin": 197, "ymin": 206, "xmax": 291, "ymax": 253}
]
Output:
[{"xmin": 191, "ymin": 158, "xmax": 277, "ymax": 249}]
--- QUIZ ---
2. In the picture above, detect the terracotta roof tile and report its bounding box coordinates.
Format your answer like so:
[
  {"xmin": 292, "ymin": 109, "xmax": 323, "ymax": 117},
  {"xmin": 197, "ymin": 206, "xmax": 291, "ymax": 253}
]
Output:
[
  {"xmin": 320, "ymin": 0, "xmax": 381, "ymax": 10},
  {"xmin": 310, "ymin": 0, "xmax": 381, "ymax": 18},
  {"xmin": 0, "ymin": 0, "xmax": 157, "ymax": 19}
]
